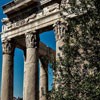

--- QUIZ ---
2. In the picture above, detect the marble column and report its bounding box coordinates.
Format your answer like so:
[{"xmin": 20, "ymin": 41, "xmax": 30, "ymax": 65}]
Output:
[
  {"xmin": 54, "ymin": 20, "xmax": 67, "ymax": 59},
  {"xmin": 23, "ymin": 32, "xmax": 40, "ymax": 100},
  {"xmin": 1, "ymin": 39, "xmax": 15, "ymax": 100},
  {"xmin": 39, "ymin": 57, "xmax": 48, "ymax": 100},
  {"xmin": 54, "ymin": 20, "xmax": 67, "ymax": 88}
]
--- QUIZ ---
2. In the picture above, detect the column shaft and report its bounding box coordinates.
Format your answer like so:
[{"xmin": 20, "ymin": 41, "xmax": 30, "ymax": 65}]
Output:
[
  {"xmin": 1, "ymin": 40, "xmax": 14, "ymax": 100},
  {"xmin": 39, "ymin": 59, "xmax": 48, "ymax": 100},
  {"xmin": 54, "ymin": 21, "xmax": 67, "ymax": 88},
  {"xmin": 23, "ymin": 33, "xmax": 39, "ymax": 100}
]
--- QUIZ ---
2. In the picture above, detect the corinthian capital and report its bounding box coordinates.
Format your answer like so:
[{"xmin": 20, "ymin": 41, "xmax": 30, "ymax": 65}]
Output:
[
  {"xmin": 25, "ymin": 32, "xmax": 40, "ymax": 48},
  {"xmin": 2, "ymin": 39, "xmax": 15, "ymax": 54},
  {"xmin": 54, "ymin": 20, "xmax": 68, "ymax": 41}
]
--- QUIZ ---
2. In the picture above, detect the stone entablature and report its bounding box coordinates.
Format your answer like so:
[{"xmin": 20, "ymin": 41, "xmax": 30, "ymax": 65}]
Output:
[
  {"xmin": 39, "ymin": 42, "xmax": 55, "ymax": 57},
  {"xmin": 2, "ymin": 0, "xmax": 39, "ymax": 14},
  {"xmin": 1, "ymin": 3, "xmax": 60, "ymax": 40},
  {"xmin": 2, "ymin": 0, "xmax": 54, "ymax": 14},
  {"xmin": 2, "ymin": 3, "xmax": 60, "ymax": 32}
]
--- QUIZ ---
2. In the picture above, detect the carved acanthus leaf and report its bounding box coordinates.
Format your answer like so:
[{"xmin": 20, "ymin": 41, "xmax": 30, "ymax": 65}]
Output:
[
  {"xmin": 26, "ymin": 32, "xmax": 40, "ymax": 48},
  {"xmin": 54, "ymin": 21, "xmax": 68, "ymax": 40},
  {"xmin": 2, "ymin": 39, "xmax": 15, "ymax": 54}
]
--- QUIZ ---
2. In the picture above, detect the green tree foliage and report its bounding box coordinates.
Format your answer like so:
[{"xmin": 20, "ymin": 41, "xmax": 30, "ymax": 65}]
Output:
[{"xmin": 48, "ymin": 0, "xmax": 100, "ymax": 100}]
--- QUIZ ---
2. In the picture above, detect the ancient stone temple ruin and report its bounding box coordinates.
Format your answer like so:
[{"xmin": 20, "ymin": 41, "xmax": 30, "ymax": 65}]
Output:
[{"xmin": 1, "ymin": 0, "xmax": 66, "ymax": 100}]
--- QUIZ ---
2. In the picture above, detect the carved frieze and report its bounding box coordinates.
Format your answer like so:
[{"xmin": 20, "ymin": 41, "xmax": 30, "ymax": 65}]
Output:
[
  {"xmin": 36, "ymin": 3, "xmax": 59, "ymax": 18},
  {"xmin": 2, "ymin": 3, "xmax": 60, "ymax": 32},
  {"xmin": 2, "ymin": 39, "xmax": 15, "ymax": 54},
  {"xmin": 25, "ymin": 14, "xmax": 37, "ymax": 22},
  {"xmin": 25, "ymin": 32, "xmax": 40, "ymax": 48}
]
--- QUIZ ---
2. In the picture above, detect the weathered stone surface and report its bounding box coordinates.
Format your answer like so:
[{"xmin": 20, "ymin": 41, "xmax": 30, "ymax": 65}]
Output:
[
  {"xmin": 1, "ymin": 40, "xmax": 14, "ymax": 100},
  {"xmin": 23, "ymin": 33, "xmax": 39, "ymax": 100},
  {"xmin": 26, "ymin": 32, "xmax": 39, "ymax": 48},
  {"xmin": 1, "ymin": 0, "xmax": 58, "ymax": 100},
  {"xmin": 1, "ymin": 2, "xmax": 60, "ymax": 40},
  {"xmin": 54, "ymin": 20, "xmax": 67, "ymax": 59},
  {"xmin": 2, "ymin": 0, "xmax": 39, "ymax": 14},
  {"xmin": 2, "ymin": 39, "xmax": 15, "ymax": 54},
  {"xmin": 39, "ymin": 57, "xmax": 48, "ymax": 100},
  {"xmin": 54, "ymin": 20, "xmax": 68, "ymax": 89}
]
